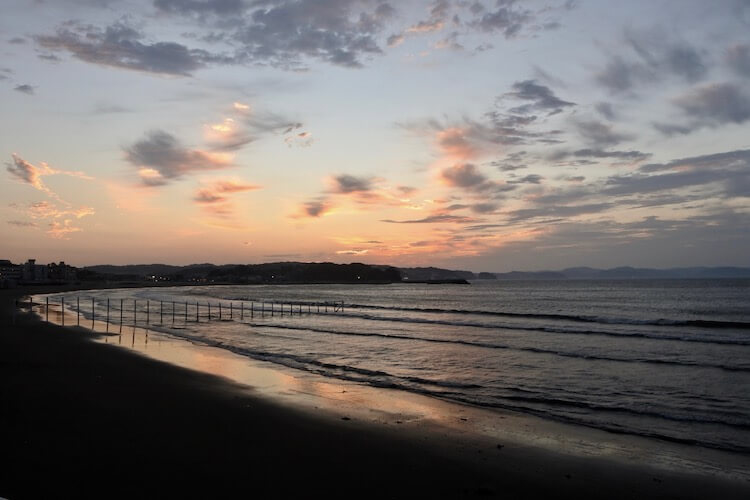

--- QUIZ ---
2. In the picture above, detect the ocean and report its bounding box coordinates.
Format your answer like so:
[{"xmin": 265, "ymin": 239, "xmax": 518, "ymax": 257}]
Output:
[{"xmin": 37, "ymin": 279, "xmax": 750, "ymax": 454}]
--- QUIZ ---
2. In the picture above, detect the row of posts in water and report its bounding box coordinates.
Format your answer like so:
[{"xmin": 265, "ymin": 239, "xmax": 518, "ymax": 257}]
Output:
[{"xmin": 25, "ymin": 296, "xmax": 345, "ymax": 328}]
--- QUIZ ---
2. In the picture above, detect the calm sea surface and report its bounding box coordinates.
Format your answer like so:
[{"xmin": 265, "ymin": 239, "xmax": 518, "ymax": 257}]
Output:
[{"xmin": 44, "ymin": 279, "xmax": 750, "ymax": 454}]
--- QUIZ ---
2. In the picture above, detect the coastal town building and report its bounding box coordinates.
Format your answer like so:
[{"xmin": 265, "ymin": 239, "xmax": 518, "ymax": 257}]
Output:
[{"xmin": 0, "ymin": 259, "xmax": 78, "ymax": 287}]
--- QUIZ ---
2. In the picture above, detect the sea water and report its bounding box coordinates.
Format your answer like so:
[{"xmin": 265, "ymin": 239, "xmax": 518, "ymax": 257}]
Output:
[{"xmin": 42, "ymin": 279, "xmax": 750, "ymax": 454}]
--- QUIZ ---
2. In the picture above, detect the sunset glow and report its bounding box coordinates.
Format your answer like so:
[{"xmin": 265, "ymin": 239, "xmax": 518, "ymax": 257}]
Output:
[{"xmin": 1, "ymin": 1, "xmax": 749, "ymax": 270}]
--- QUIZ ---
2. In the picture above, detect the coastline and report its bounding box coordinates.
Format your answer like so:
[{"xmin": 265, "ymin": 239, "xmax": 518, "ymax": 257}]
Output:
[{"xmin": 2, "ymin": 287, "xmax": 750, "ymax": 499}]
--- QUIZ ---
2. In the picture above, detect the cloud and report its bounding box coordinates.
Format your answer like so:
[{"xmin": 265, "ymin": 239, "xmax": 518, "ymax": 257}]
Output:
[
  {"xmin": 154, "ymin": 0, "xmax": 247, "ymax": 16},
  {"xmin": 441, "ymin": 163, "xmax": 487, "ymax": 189},
  {"xmin": 330, "ymin": 174, "xmax": 375, "ymax": 193},
  {"xmin": 508, "ymin": 174, "xmax": 543, "ymax": 184},
  {"xmin": 231, "ymin": 0, "xmax": 392, "ymax": 69},
  {"xmin": 595, "ymin": 29, "xmax": 709, "ymax": 93},
  {"xmin": 550, "ymin": 148, "xmax": 651, "ymax": 163},
  {"xmin": 602, "ymin": 149, "xmax": 750, "ymax": 198},
  {"xmin": 8, "ymin": 37, "xmax": 26, "ymax": 44},
  {"xmin": 48, "ymin": 219, "xmax": 82, "ymax": 239},
  {"xmin": 36, "ymin": 21, "xmax": 224, "ymax": 76},
  {"xmin": 124, "ymin": 130, "xmax": 233, "ymax": 185},
  {"xmin": 574, "ymin": 119, "xmax": 633, "ymax": 147},
  {"xmin": 13, "ymin": 84, "xmax": 34, "ymax": 94},
  {"xmin": 674, "ymin": 82, "xmax": 750, "ymax": 126},
  {"xmin": 503, "ymin": 80, "xmax": 575, "ymax": 115},
  {"xmin": 726, "ymin": 43, "xmax": 750, "ymax": 77},
  {"xmin": 381, "ymin": 213, "xmax": 476, "ymax": 224},
  {"xmin": 6, "ymin": 154, "xmax": 92, "ymax": 201},
  {"xmin": 470, "ymin": 2, "xmax": 533, "ymax": 39},
  {"xmin": 506, "ymin": 202, "xmax": 614, "ymax": 223},
  {"xmin": 470, "ymin": 202, "xmax": 499, "ymax": 214},
  {"xmin": 595, "ymin": 102, "xmax": 616, "ymax": 120},
  {"xmin": 193, "ymin": 178, "xmax": 261, "ymax": 204},
  {"xmin": 295, "ymin": 197, "xmax": 335, "ymax": 218},
  {"xmin": 7, "ymin": 220, "xmax": 37, "ymax": 228}
]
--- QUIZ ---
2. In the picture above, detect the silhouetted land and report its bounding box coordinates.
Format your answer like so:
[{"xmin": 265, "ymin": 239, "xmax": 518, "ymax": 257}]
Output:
[
  {"xmin": 77, "ymin": 262, "xmax": 750, "ymax": 285},
  {"xmin": 2, "ymin": 287, "xmax": 750, "ymax": 499}
]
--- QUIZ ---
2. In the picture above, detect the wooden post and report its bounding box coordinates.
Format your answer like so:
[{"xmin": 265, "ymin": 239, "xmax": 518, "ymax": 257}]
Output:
[
  {"xmin": 46, "ymin": 297, "xmax": 49, "ymax": 322},
  {"xmin": 308, "ymin": 303, "xmax": 311, "ymax": 315},
  {"xmin": 219, "ymin": 302, "xmax": 222, "ymax": 320},
  {"xmin": 160, "ymin": 301, "xmax": 164, "ymax": 324},
  {"xmin": 317, "ymin": 303, "xmax": 320, "ymax": 314},
  {"xmin": 172, "ymin": 301, "xmax": 176, "ymax": 325},
  {"xmin": 184, "ymin": 301, "xmax": 188, "ymax": 323},
  {"xmin": 196, "ymin": 302, "xmax": 199, "ymax": 322},
  {"xmin": 271, "ymin": 301, "xmax": 274, "ymax": 317},
  {"xmin": 106, "ymin": 298, "xmax": 110, "ymax": 331},
  {"xmin": 134, "ymin": 300, "xmax": 137, "ymax": 326},
  {"xmin": 208, "ymin": 303, "xmax": 211, "ymax": 321},
  {"xmin": 146, "ymin": 300, "xmax": 150, "ymax": 325},
  {"xmin": 240, "ymin": 302, "xmax": 244, "ymax": 321},
  {"xmin": 230, "ymin": 302, "xmax": 233, "ymax": 320},
  {"xmin": 77, "ymin": 296, "xmax": 80, "ymax": 325},
  {"xmin": 261, "ymin": 301, "xmax": 264, "ymax": 316},
  {"xmin": 120, "ymin": 298, "xmax": 124, "ymax": 326},
  {"xmin": 251, "ymin": 301, "xmax": 254, "ymax": 319}
]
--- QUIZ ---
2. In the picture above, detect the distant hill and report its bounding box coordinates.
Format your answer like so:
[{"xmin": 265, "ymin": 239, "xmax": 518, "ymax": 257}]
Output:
[{"xmin": 492, "ymin": 266, "xmax": 750, "ymax": 280}]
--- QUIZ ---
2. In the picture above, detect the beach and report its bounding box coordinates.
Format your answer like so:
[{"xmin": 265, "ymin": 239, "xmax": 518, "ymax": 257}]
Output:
[{"xmin": 2, "ymin": 286, "xmax": 750, "ymax": 499}]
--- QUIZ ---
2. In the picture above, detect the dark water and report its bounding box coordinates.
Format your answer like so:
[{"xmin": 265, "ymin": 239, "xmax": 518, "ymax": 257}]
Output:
[{"xmin": 47, "ymin": 279, "xmax": 750, "ymax": 454}]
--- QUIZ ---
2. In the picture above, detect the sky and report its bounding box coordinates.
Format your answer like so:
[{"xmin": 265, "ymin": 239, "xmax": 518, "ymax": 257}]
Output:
[{"xmin": 1, "ymin": 0, "xmax": 749, "ymax": 272}]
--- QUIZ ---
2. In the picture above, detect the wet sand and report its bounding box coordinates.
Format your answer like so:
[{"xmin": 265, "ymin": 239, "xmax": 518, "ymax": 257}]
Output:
[{"xmin": 2, "ymin": 287, "xmax": 749, "ymax": 499}]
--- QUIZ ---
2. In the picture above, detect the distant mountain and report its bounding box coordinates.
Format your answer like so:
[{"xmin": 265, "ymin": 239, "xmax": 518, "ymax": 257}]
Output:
[
  {"xmin": 399, "ymin": 267, "xmax": 475, "ymax": 281},
  {"xmin": 493, "ymin": 266, "xmax": 750, "ymax": 280}
]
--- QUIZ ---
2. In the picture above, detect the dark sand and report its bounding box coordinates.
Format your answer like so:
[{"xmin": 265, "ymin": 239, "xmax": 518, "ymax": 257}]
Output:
[{"xmin": 2, "ymin": 287, "xmax": 749, "ymax": 499}]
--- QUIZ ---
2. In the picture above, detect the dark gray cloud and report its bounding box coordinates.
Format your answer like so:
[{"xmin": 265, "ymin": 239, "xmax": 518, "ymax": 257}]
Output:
[
  {"xmin": 470, "ymin": 202, "xmax": 498, "ymax": 214},
  {"xmin": 232, "ymin": 0, "xmax": 392, "ymax": 69},
  {"xmin": 595, "ymin": 56, "xmax": 653, "ymax": 93},
  {"xmin": 574, "ymin": 119, "xmax": 632, "ymax": 147},
  {"xmin": 596, "ymin": 30, "xmax": 709, "ymax": 93},
  {"xmin": 508, "ymin": 174, "xmax": 543, "ymax": 184},
  {"xmin": 300, "ymin": 198, "xmax": 333, "ymax": 217},
  {"xmin": 441, "ymin": 163, "xmax": 486, "ymax": 189},
  {"xmin": 331, "ymin": 174, "xmax": 374, "ymax": 193},
  {"xmin": 13, "ymin": 84, "xmax": 34, "ymax": 94},
  {"xmin": 595, "ymin": 102, "xmax": 616, "ymax": 120},
  {"xmin": 154, "ymin": 0, "xmax": 247, "ymax": 16},
  {"xmin": 674, "ymin": 82, "xmax": 750, "ymax": 126},
  {"xmin": 381, "ymin": 214, "xmax": 476, "ymax": 224},
  {"xmin": 550, "ymin": 148, "xmax": 651, "ymax": 163},
  {"xmin": 36, "ymin": 21, "xmax": 225, "ymax": 76},
  {"xmin": 506, "ymin": 202, "xmax": 613, "ymax": 223},
  {"xmin": 726, "ymin": 43, "xmax": 750, "ymax": 77},
  {"xmin": 124, "ymin": 130, "xmax": 232, "ymax": 185},
  {"xmin": 503, "ymin": 80, "xmax": 575, "ymax": 115},
  {"xmin": 470, "ymin": 2, "xmax": 532, "ymax": 39},
  {"xmin": 8, "ymin": 37, "xmax": 26, "ymax": 44},
  {"xmin": 603, "ymin": 149, "xmax": 750, "ymax": 198}
]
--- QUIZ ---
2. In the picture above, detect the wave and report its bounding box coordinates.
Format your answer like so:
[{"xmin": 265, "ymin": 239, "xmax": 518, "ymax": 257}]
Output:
[
  {"xmin": 246, "ymin": 322, "xmax": 750, "ymax": 372},
  {"xmin": 344, "ymin": 303, "xmax": 750, "ymax": 330},
  {"xmin": 319, "ymin": 310, "xmax": 750, "ymax": 347}
]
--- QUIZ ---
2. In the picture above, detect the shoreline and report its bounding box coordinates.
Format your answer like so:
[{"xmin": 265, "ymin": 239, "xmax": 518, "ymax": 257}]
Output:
[{"xmin": 3, "ymin": 287, "xmax": 750, "ymax": 499}]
